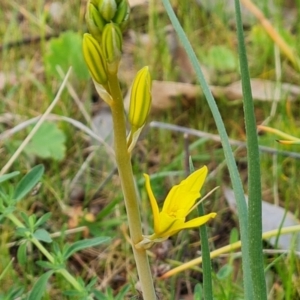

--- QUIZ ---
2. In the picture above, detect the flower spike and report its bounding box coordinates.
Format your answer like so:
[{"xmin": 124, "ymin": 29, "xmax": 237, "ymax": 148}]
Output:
[{"xmin": 136, "ymin": 166, "xmax": 216, "ymax": 249}]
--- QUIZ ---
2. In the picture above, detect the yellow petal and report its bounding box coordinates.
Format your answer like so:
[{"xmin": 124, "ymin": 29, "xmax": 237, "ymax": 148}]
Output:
[
  {"xmin": 181, "ymin": 166, "xmax": 208, "ymax": 193},
  {"xmin": 157, "ymin": 211, "xmax": 184, "ymax": 238},
  {"xmin": 162, "ymin": 167, "xmax": 208, "ymax": 218},
  {"xmin": 144, "ymin": 174, "xmax": 160, "ymax": 234},
  {"xmin": 179, "ymin": 213, "xmax": 217, "ymax": 230},
  {"xmin": 160, "ymin": 213, "xmax": 216, "ymax": 238}
]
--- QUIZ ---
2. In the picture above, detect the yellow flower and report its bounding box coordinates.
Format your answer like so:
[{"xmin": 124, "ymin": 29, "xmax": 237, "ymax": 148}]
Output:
[{"xmin": 136, "ymin": 166, "xmax": 216, "ymax": 249}]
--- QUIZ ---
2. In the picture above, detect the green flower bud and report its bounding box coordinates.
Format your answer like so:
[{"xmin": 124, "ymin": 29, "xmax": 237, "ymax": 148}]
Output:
[
  {"xmin": 128, "ymin": 66, "xmax": 152, "ymax": 129},
  {"xmin": 89, "ymin": 0, "xmax": 99, "ymax": 5},
  {"xmin": 102, "ymin": 23, "xmax": 123, "ymax": 74},
  {"xmin": 82, "ymin": 33, "xmax": 108, "ymax": 85},
  {"xmin": 86, "ymin": 3, "xmax": 106, "ymax": 42},
  {"xmin": 98, "ymin": 0, "xmax": 117, "ymax": 22},
  {"xmin": 113, "ymin": 0, "xmax": 130, "ymax": 30}
]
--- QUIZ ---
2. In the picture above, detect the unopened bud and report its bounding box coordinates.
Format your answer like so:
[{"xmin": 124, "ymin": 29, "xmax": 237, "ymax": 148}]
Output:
[
  {"xmin": 89, "ymin": 0, "xmax": 99, "ymax": 5},
  {"xmin": 98, "ymin": 0, "xmax": 117, "ymax": 22},
  {"xmin": 113, "ymin": 0, "xmax": 130, "ymax": 30},
  {"xmin": 128, "ymin": 66, "xmax": 152, "ymax": 129},
  {"xmin": 82, "ymin": 33, "xmax": 108, "ymax": 85},
  {"xmin": 102, "ymin": 23, "xmax": 123, "ymax": 74},
  {"xmin": 86, "ymin": 3, "xmax": 106, "ymax": 42}
]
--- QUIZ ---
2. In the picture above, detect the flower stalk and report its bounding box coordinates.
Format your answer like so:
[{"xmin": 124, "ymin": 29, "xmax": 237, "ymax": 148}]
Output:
[
  {"xmin": 107, "ymin": 72, "xmax": 157, "ymax": 299},
  {"xmin": 83, "ymin": 1, "xmax": 215, "ymax": 298},
  {"xmin": 83, "ymin": 1, "xmax": 156, "ymax": 297}
]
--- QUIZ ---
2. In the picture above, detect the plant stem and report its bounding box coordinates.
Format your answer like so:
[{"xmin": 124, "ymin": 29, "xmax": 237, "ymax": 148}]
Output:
[
  {"xmin": 107, "ymin": 72, "xmax": 156, "ymax": 300},
  {"xmin": 7, "ymin": 213, "xmax": 84, "ymax": 292},
  {"xmin": 198, "ymin": 204, "xmax": 213, "ymax": 300}
]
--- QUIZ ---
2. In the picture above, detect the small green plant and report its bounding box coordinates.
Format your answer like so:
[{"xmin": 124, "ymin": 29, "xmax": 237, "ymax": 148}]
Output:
[
  {"xmin": 45, "ymin": 31, "xmax": 89, "ymax": 81},
  {"xmin": 0, "ymin": 165, "xmax": 110, "ymax": 299},
  {"xmin": 12, "ymin": 122, "xmax": 67, "ymax": 161}
]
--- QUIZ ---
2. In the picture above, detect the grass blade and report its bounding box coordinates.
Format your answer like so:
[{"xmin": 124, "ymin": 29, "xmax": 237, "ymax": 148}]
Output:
[
  {"xmin": 161, "ymin": 0, "xmax": 252, "ymax": 297},
  {"xmin": 189, "ymin": 159, "xmax": 213, "ymax": 300},
  {"xmin": 234, "ymin": 0, "xmax": 267, "ymax": 298}
]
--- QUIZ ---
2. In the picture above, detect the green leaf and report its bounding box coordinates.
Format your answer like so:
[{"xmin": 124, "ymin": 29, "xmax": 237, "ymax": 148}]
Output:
[
  {"xmin": 28, "ymin": 271, "xmax": 54, "ymax": 300},
  {"xmin": 17, "ymin": 242, "xmax": 28, "ymax": 265},
  {"xmin": 86, "ymin": 277, "xmax": 98, "ymax": 290},
  {"xmin": 93, "ymin": 290, "xmax": 107, "ymax": 300},
  {"xmin": 35, "ymin": 212, "xmax": 52, "ymax": 228},
  {"xmin": 0, "ymin": 258, "xmax": 14, "ymax": 282},
  {"xmin": 64, "ymin": 237, "xmax": 110, "ymax": 259},
  {"xmin": 33, "ymin": 229, "xmax": 52, "ymax": 243},
  {"xmin": 0, "ymin": 171, "xmax": 20, "ymax": 184},
  {"xmin": 13, "ymin": 165, "xmax": 44, "ymax": 202},
  {"xmin": 161, "ymin": 0, "xmax": 250, "ymax": 297},
  {"xmin": 15, "ymin": 227, "xmax": 30, "ymax": 238},
  {"xmin": 193, "ymin": 283, "xmax": 203, "ymax": 300},
  {"xmin": 216, "ymin": 264, "xmax": 233, "ymax": 280},
  {"xmin": 205, "ymin": 45, "xmax": 237, "ymax": 71},
  {"xmin": 24, "ymin": 122, "xmax": 66, "ymax": 161},
  {"xmin": 0, "ymin": 206, "xmax": 15, "ymax": 219},
  {"xmin": 115, "ymin": 284, "xmax": 130, "ymax": 300},
  {"xmin": 36, "ymin": 260, "xmax": 55, "ymax": 270},
  {"xmin": 63, "ymin": 290, "xmax": 86, "ymax": 297},
  {"xmin": 106, "ymin": 287, "xmax": 114, "ymax": 299},
  {"xmin": 45, "ymin": 31, "xmax": 89, "ymax": 80},
  {"xmin": 229, "ymin": 227, "xmax": 239, "ymax": 244},
  {"xmin": 0, "ymin": 287, "xmax": 24, "ymax": 300}
]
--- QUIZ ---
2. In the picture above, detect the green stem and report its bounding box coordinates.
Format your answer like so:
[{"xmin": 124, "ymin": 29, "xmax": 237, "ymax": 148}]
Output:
[
  {"xmin": 7, "ymin": 213, "xmax": 84, "ymax": 292},
  {"xmin": 198, "ymin": 204, "xmax": 213, "ymax": 300},
  {"xmin": 234, "ymin": 0, "xmax": 267, "ymax": 298},
  {"xmin": 107, "ymin": 72, "xmax": 156, "ymax": 300}
]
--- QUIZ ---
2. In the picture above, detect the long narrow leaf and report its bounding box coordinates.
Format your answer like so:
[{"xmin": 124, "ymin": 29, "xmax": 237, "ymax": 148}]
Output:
[
  {"xmin": 0, "ymin": 171, "xmax": 20, "ymax": 184},
  {"xmin": 13, "ymin": 165, "xmax": 44, "ymax": 202},
  {"xmin": 190, "ymin": 159, "xmax": 213, "ymax": 300},
  {"xmin": 0, "ymin": 258, "xmax": 14, "ymax": 282},
  {"xmin": 28, "ymin": 271, "xmax": 54, "ymax": 300},
  {"xmin": 161, "ymin": 0, "xmax": 252, "ymax": 298},
  {"xmin": 234, "ymin": 0, "xmax": 267, "ymax": 298},
  {"xmin": 64, "ymin": 237, "xmax": 110, "ymax": 259},
  {"xmin": 198, "ymin": 204, "xmax": 213, "ymax": 300}
]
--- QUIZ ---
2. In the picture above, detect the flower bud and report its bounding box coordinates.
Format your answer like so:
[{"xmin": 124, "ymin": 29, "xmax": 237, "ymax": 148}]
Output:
[
  {"xmin": 113, "ymin": 0, "xmax": 130, "ymax": 30},
  {"xmin": 128, "ymin": 66, "xmax": 152, "ymax": 129},
  {"xmin": 102, "ymin": 23, "xmax": 123, "ymax": 74},
  {"xmin": 82, "ymin": 33, "xmax": 108, "ymax": 85},
  {"xmin": 89, "ymin": 0, "xmax": 99, "ymax": 5},
  {"xmin": 86, "ymin": 3, "xmax": 106, "ymax": 42},
  {"xmin": 98, "ymin": 0, "xmax": 117, "ymax": 22}
]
